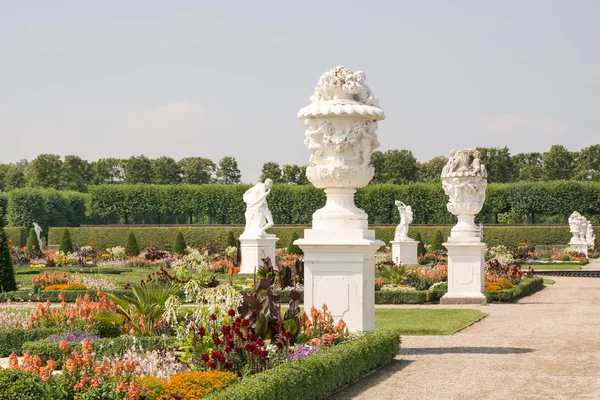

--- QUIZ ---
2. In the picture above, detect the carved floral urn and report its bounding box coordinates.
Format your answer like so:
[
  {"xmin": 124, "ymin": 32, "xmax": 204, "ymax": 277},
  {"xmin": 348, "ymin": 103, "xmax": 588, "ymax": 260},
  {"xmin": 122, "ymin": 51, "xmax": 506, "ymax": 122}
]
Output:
[
  {"xmin": 298, "ymin": 66, "xmax": 384, "ymax": 228},
  {"xmin": 441, "ymin": 149, "xmax": 488, "ymax": 241}
]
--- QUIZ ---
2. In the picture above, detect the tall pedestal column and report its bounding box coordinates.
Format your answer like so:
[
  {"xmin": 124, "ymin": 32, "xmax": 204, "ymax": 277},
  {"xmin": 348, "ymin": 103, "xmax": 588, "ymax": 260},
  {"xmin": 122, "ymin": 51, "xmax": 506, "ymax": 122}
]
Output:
[
  {"xmin": 441, "ymin": 242, "xmax": 487, "ymax": 304},
  {"xmin": 239, "ymin": 236, "xmax": 278, "ymax": 274},
  {"xmin": 390, "ymin": 240, "xmax": 418, "ymax": 265}
]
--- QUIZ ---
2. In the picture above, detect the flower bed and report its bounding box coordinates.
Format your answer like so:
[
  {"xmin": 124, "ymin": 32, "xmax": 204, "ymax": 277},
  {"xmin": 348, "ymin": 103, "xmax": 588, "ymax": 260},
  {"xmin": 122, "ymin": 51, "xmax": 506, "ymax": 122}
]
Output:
[
  {"xmin": 486, "ymin": 278, "xmax": 544, "ymax": 302},
  {"xmin": 0, "ymin": 327, "xmax": 63, "ymax": 357}
]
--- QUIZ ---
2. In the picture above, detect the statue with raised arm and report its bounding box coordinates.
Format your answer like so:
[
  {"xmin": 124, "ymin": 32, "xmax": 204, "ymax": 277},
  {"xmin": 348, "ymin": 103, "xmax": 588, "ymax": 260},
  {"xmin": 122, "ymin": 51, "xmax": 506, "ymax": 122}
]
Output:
[
  {"xmin": 241, "ymin": 179, "xmax": 275, "ymax": 238},
  {"xmin": 33, "ymin": 222, "xmax": 43, "ymax": 249},
  {"xmin": 394, "ymin": 201, "xmax": 414, "ymax": 241}
]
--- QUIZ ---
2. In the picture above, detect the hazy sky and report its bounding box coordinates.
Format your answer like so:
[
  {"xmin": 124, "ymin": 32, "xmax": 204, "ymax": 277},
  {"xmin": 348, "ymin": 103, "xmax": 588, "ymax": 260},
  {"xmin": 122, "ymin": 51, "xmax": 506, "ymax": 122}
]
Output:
[{"xmin": 1, "ymin": 1, "xmax": 598, "ymax": 182}]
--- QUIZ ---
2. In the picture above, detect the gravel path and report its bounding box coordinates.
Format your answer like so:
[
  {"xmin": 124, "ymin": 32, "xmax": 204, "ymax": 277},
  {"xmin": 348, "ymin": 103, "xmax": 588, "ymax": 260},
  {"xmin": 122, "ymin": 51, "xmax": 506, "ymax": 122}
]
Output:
[{"xmin": 331, "ymin": 272, "xmax": 600, "ymax": 399}]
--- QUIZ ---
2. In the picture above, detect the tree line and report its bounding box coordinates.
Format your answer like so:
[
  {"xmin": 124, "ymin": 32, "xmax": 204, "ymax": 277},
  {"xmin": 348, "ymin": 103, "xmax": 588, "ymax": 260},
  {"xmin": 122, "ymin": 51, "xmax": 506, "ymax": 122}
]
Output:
[{"xmin": 1, "ymin": 144, "xmax": 599, "ymax": 192}]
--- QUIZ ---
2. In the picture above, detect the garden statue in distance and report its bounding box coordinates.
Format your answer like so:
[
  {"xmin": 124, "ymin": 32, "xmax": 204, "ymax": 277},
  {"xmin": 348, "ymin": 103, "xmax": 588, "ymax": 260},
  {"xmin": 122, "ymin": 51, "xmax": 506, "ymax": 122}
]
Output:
[
  {"xmin": 394, "ymin": 201, "xmax": 413, "ymax": 242},
  {"xmin": 587, "ymin": 221, "xmax": 595, "ymax": 250},
  {"xmin": 241, "ymin": 178, "xmax": 275, "ymax": 239},
  {"xmin": 33, "ymin": 222, "xmax": 43, "ymax": 249}
]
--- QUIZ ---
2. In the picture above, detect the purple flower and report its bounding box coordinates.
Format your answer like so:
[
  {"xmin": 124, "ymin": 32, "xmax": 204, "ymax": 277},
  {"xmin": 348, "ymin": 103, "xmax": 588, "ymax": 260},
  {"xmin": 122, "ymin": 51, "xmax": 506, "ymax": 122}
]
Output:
[
  {"xmin": 290, "ymin": 344, "xmax": 319, "ymax": 361},
  {"xmin": 47, "ymin": 330, "xmax": 101, "ymax": 343}
]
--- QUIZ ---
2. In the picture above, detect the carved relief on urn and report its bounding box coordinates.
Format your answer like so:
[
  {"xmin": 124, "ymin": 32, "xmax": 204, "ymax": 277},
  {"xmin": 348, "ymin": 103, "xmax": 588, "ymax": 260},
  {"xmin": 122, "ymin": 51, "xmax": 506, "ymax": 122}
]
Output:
[{"xmin": 441, "ymin": 149, "xmax": 488, "ymax": 241}]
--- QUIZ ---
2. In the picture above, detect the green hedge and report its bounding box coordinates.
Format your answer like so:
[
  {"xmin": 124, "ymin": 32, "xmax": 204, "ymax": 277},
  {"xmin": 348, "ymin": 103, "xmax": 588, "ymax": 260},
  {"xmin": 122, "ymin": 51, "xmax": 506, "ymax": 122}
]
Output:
[
  {"xmin": 48, "ymin": 225, "xmax": 573, "ymax": 250},
  {"xmin": 5, "ymin": 227, "xmax": 28, "ymax": 247},
  {"xmin": 0, "ymin": 289, "xmax": 133, "ymax": 303},
  {"xmin": 375, "ymin": 288, "xmax": 446, "ymax": 304},
  {"xmin": 22, "ymin": 335, "xmax": 176, "ymax": 367},
  {"xmin": 486, "ymin": 278, "xmax": 544, "ymax": 302},
  {"xmin": 14, "ymin": 267, "xmax": 133, "ymax": 275},
  {"xmin": 0, "ymin": 327, "xmax": 63, "ymax": 357},
  {"xmin": 207, "ymin": 329, "xmax": 401, "ymax": 400}
]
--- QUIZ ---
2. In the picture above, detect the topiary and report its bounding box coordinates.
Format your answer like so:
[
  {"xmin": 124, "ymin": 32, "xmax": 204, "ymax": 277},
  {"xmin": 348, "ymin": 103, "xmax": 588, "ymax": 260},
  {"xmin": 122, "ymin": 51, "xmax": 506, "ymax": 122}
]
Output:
[
  {"xmin": 286, "ymin": 231, "xmax": 303, "ymax": 255},
  {"xmin": 431, "ymin": 230, "xmax": 445, "ymax": 252},
  {"xmin": 414, "ymin": 232, "xmax": 426, "ymax": 256},
  {"xmin": 59, "ymin": 229, "xmax": 73, "ymax": 254},
  {"xmin": 125, "ymin": 232, "xmax": 140, "ymax": 257},
  {"xmin": 0, "ymin": 215, "xmax": 17, "ymax": 292},
  {"xmin": 27, "ymin": 228, "xmax": 41, "ymax": 253},
  {"xmin": 173, "ymin": 231, "xmax": 186, "ymax": 255},
  {"xmin": 226, "ymin": 231, "xmax": 236, "ymax": 248},
  {"xmin": 0, "ymin": 368, "xmax": 49, "ymax": 400}
]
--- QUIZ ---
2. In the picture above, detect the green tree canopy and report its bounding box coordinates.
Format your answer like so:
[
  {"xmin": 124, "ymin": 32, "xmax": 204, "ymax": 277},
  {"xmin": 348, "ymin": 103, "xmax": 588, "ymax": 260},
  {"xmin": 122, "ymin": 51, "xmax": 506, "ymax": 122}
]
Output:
[
  {"xmin": 91, "ymin": 158, "xmax": 125, "ymax": 185},
  {"xmin": 476, "ymin": 146, "xmax": 517, "ymax": 183},
  {"xmin": 216, "ymin": 157, "xmax": 242, "ymax": 184},
  {"xmin": 26, "ymin": 154, "xmax": 63, "ymax": 189},
  {"xmin": 371, "ymin": 149, "xmax": 419, "ymax": 184},
  {"xmin": 260, "ymin": 162, "xmax": 284, "ymax": 183},
  {"xmin": 282, "ymin": 164, "xmax": 309, "ymax": 185},
  {"xmin": 124, "ymin": 156, "xmax": 154, "ymax": 184},
  {"xmin": 543, "ymin": 145, "xmax": 576, "ymax": 181},
  {"xmin": 61, "ymin": 155, "xmax": 92, "ymax": 192},
  {"xmin": 513, "ymin": 152, "xmax": 544, "ymax": 181},
  {"xmin": 418, "ymin": 156, "xmax": 447, "ymax": 182},
  {"xmin": 575, "ymin": 144, "xmax": 600, "ymax": 181},
  {"xmin": 179, "ymin": 157, "xmax": 216, "ymax": 184},
  {"xmin": 152, "ymin": 156, "xmax": 182, "ymax": 185}
]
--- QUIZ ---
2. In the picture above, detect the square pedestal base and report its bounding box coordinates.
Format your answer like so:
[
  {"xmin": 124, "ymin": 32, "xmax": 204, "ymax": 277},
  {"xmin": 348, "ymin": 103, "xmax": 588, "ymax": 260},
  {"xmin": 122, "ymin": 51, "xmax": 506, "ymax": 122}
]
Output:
[
  {"xmin": 239, "ymin": 236, "xmax": 278, "ymax": 274},
  {"xmin": 440, "ymin": 241, "xmax": 487, "ymax": 305},
  {"xmin": 390, "ymin": 240, "xmax": 418, "ymax": 265},
  {"xmin": 295, "ymin": 235, "xmax": 382, "ymax": 332}
]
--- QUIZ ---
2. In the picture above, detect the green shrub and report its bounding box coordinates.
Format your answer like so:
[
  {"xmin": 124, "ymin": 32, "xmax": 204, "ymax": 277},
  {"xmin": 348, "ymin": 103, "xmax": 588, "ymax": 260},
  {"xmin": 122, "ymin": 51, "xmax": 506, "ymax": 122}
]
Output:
[
  {"xmin": 0, "ymin": 289, "xmax": 133, "ymax": 303},
  {"xmin": 414, "ymin": 232, "xmax": 426, "ymax": 256},
  {"xmin": 0, "ymin": 327, "xmax": 63, "ymax": 357},
  {"xmin": 26, "ymin": 228, "xmax": 41, "ymax": 251},
  {"xmin": 6, "ymin": 187, "xmax": 86, "ymax": 228},
  {"xmin": 486, "ymin": 278, "xmax": 544, "ymax": 302},
  {"xmin": 4, "ymin": 227, "xmax": 27, "ymax": 247},
  {"xmin": 125, "ymin": 232, "xmax": 139, "ymax": 256},
  {"xmin": 207, "ymin": 330, "xmax": 400, "ymax": 400},
  {"xmin": 59, "ymin": 229, "xmax": 73, "ymax": 254},
  {"xmin": 226, "ymin": 231, "xmax": 237, "ymax": 248},
  {"xmin": 0, "ymin": 368, "xmax": 50, "ymax": 400},
  {"xmin": 0, "ymin": 215, "xmax": 17, "ymax": 292},
  {"xmin": 172, "ymin": 231, "xmax": 186, "ymax": 255},
  {"xmin": 14, "ymin": 267, "xmax": 132, "ymax": 276},
  {"xmin": 286, "ymin": 231, "xmax": 303, "ymax": 255},
  {"xmin": 22, "ymin": 335, "xmax": 176, "ymax": 367},
  {"xmin": 431, "ymin": 230, "xmax": 445, "ymax": 251}
]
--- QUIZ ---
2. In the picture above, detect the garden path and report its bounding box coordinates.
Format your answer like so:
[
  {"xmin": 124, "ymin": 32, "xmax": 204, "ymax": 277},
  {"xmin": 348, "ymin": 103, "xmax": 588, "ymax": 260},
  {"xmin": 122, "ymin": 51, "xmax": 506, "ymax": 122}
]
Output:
[{"xmin": 331, "ymin": 274, "xmax": 600, "ymax": 400}]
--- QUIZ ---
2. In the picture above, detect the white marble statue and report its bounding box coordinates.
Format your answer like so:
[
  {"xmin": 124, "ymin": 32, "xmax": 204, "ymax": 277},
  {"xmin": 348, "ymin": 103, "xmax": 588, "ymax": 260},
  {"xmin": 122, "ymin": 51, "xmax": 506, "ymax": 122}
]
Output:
[
  {"xmin": 568, "ymin": 211, "xmax": 582, "ymax": 234},
  {"xmin": 394, "ymin": 201, "xmax": 413, "ymax": 241},
  {"xmin": 241, "ymin": 179, "xmax": 274, "ymax": 238},
  {"xmin": 33, "ymin": 222, "xmax": 43, "ymax": 248},
  {"xmin": 586, "ymin": 221, "xmax": 595, "ymax": 249},
  {"xmin": 578, "ymin": 216, "xmax": 588, "ymax": 245}
]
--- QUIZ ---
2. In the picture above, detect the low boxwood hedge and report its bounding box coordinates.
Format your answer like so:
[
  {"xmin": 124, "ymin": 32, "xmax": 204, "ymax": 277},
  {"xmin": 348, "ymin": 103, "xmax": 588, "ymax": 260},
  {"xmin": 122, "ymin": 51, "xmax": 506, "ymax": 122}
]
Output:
[
  {"xmin": 207, "ymin": 329, "xmax": 401, "ymax": 400},
  {"xmin": 486, "ymin": 278, "xmax": 544, "ymax": 302},
  {"xmin": 0, "ymin": 327, "xmax": 63, "ymax": 357},
  {"xmin": 22, "ymin": 335, "xmax": 176, "ymax": 367},
  {"xmin": 14, "ymin": 267, "xmax": 133, "ymax": 275},
  {"xmin": 0, "ymin": 289, "xmax": 133, "ymax": 303}
]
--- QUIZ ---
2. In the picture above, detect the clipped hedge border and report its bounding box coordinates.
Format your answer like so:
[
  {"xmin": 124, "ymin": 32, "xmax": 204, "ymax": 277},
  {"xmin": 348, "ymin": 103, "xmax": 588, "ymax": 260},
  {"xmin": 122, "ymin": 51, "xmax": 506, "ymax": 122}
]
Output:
[
  {"xmin": 0, "ymin": 289, "xmax": 133, "ymax": 303},
  {"xmin": 22, "ymin": 335, "xmax": 176, "ymax": 367},
  {"xmin": 14, "ymin": 267, "xmax": 133, "ymax": 276},
  {"xmin": 486, "ymin": 278, "xmax": 544, "ymax": 302},
  {"xmin": 0, "ymin": 327, "xmax": 63, "ymax": 357},
  {"xmin": 207, "ymin": 329, "xmax": 401, "ymax": 400}
]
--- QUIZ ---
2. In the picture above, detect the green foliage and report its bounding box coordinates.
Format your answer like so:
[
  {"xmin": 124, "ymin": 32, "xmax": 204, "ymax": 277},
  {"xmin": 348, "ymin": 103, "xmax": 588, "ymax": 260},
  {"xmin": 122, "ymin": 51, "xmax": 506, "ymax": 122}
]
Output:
[
  {"xmin": 216, "ymin": 156, "xmax": 242, "ymax": 184},
  {"xmin": 413, "ymin": 232, "xmax": 426, "ymax": 256},
  {"xmin": 0, "ymin": 215, "xmax": 17, "ymax": 292},
  {"xmin": 226, "ymin": 231, "xmax": 237, "ymax": 248},
  {"xmin": 0, "ymin": 289, "xmax": 133, "ymax": 303},
  {"xmin": 27, "ymin": 228, "xmax": 41, "ymax": 251},
  {"xmin": 476, "ymin": 146, "xmax": 517, "ymax": 183},
  {"xmin": 125, "ymin": 232, "xmax": 139, "ymax": 256},
  {"xmin": 59, "ymin": 229, "xmax": 73, "ymax": 254},
  {"xmin": 543, "ymin": 145, "xmax": 576, "ymax": 181},
  {"xmin": 179, "ymin": 157, "xmax": 216, "ymax": 184},
  {"xmin": 486, "ymin": 278, "xmax": 544, "ymax": 302},
  {"xmin": 207, "ymin": 330, "xmax": 400, "ymax": 400},
  {"xmin": 124, "ymin": 155, "xmax": 154, "ymax": 184},
  {"xmin": 286, "ymin": 231, "xmax": 303, "ymax": 255},
  {"xmin": 172, "ymin": 231, "xmax": 186, "ymax": 255},
  {"xmin": 6, "ymin": 188, "xmax": 86, "ymax": 228},
  {"xmin": 26, "ymin": 154, "xmax": 63, "ymax": 190},
  {"xmin": 0, "ymin": 327, "xmax": 63, "ymax": 357},
  {"xmin": 378, "ymin": 264, "xmax": 408, "ymax": 284},
  {"xmin": 3, "ymin": 227, "xmax": 26, "ymax": 247},
  {"xmin": 431, "ymin": 230, "xmax": 445, "ymax": 251},
  {"xmin": 371, "ymin": 149, "xmax": 419, "ymax": 184},
  {"xmin": 259, "ymin": 161, "xmax": 284, "ymax": 183},
  {"xmin": 0, "ymin": 368, "xmax": 49, "ymax": 400},
  {"xmin": 152, "ymin": 156, "xmax": 182, "ymax": 185}
]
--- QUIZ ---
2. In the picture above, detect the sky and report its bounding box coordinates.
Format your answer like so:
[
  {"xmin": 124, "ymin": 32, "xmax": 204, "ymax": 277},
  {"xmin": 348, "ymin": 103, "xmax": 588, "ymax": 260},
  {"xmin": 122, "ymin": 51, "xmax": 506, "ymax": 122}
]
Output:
[{"xmin": 0, "ymin": 1, "xmax": 598, "ymax": 183}]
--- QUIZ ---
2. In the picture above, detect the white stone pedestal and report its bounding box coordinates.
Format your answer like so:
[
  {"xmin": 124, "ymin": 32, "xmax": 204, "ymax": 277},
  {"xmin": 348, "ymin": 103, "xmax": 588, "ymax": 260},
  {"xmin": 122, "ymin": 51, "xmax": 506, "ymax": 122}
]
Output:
[
  {"xmin": 297, "ymin": 231, "xmax": 382, "ymax": 332},
  {"xmin": 390, "ymin": 240, "xmax": 418, "ymax": 265},
  {"xmin": 440, "ymin": 241, "xmax": 487, "ymax": 305},
  {"xmin": 239, "ymin": 235, "xmax": 278, "ymax": 274}
]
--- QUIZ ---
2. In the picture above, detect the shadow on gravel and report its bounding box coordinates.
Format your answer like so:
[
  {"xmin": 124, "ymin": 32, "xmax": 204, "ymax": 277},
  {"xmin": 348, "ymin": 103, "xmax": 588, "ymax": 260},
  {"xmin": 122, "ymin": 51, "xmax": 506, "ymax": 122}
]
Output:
[
  {"xmin": 328, "ymin": 359, "xmax": 413, "ymax": 399},
  {"xmin": 401, "ymin": 346, "xmax": 534, "ymax": 355}
]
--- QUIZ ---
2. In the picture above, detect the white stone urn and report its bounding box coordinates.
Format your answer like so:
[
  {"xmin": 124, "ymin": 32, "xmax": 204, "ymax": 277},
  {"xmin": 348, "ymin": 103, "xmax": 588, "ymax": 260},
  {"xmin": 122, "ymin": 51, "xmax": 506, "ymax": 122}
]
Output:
[
  {"xmin": 441, "ymin": 149, "xmax": 488, "ymax": 242},
  {"xmin": 568, "ymin": 211, "xmax": 582, "ymax": 249}
]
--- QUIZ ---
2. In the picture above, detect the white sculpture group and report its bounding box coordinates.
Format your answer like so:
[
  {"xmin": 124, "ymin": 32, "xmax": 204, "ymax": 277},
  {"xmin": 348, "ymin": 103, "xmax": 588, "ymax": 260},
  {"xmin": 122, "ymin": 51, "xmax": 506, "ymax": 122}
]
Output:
[
  {"xmin": 568, "ymin": 211, "xmax": 595, "ymax": 254},
  {"xmin": 390, "ymin": 201, "xmax": 418, "ymax": 265}
]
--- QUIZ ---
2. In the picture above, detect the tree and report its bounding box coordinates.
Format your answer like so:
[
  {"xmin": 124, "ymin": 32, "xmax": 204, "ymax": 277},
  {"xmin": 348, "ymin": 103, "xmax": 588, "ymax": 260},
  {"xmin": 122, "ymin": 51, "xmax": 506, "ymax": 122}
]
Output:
[
  {"xmin": 226, "ymin": 231, "xmax": 237, "ymax": 248},
  {"xmin": 282, "ymin": 164, "xmax": 309, "ymax": 185},
  {"xmin": 414, "ymin": 232, "xmax": 426, "ymax": 256},
  {"xmin": 2, "ymin": 165, "xmax": 27, "ymax": 191},
  {"xmin": 61, "ymin": 155, "xmax": 92, "ymax": 192},
  {"xmin": 575, "ymin": 145, "xmax": 600, "ymax": 181},
  {"xmin": 124, "ymin": 156, "xmax": 154, "ymax": 184},
  {"xmin": 260, "ymin": 162, "xmax": 283, "ymax": 183},
  {"xmin": 431, "ymin": 230, "xmax": 444, "ymax": 252},
  {"xmin": 371, "ymin": 150, "xmax": 419, "ymax": 184},
  {"xmin": 513, "ymin": 152, "xmax": 544, "ymax": 181},
  {"xmin": 286, "ymin": 231, "xmax": 303, "ymax": 255},
  {"xmin": 59, "ymin": 229, "xmax": 73, "ymax": 254},
  {"xmin": 172, "ymin": 231, "xmax": 186, "ymax": 254},
  {"xmin": 543, "ymin": 145, "xmax": 576, "ymax": 181},
  {"xmin": 216, "ymin": 157, "xmax": 242, "ymax": 184},
  {"xmin": 0, "ymin": 215, "xmax": 17, "ymax": 292},
  {"xmin": 125, "ymin": 232, "xmax": 140, "ymax": 256},
  {"xmin": 476, "ymin": 147, "xmax": 517, "ymax": 183},
  {"xmin": 91, "ymin": 158, "xmax": 125, "ymax": 185},
  {"xmin": 179, "ymin": 157, "xmax": 216, "ymax": 184},
  {"xmin": 26, "ymin": 154, "xmax": 63, "ymax": 189},
  {"xmin": 152, "ymin": 156, "xmax": 182, "ymax": 185},
  {"xmin": 418, "ymin": 156, "xmax": 448, "ymax": 182},
  {"xmin": 27, "ymin": 229, "xmax": 41, "ymax": 252}
]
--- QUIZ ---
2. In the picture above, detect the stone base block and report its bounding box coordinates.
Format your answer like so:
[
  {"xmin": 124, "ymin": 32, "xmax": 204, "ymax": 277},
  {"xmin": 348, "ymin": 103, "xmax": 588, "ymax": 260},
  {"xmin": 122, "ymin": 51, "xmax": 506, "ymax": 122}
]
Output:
[
  {"xmin": 239, "ymin": 236, "xmax": 278, "ymax": 274},
  {"xmin": 441, "ymin": 241, "xmax": 487, "ymax": 305},
  {"xmin": 296, "ymin": 233, "xmax": 382, "ymax": 332},
  {"xmin": 390, "ymin": 240, "xmax": 418, "ymax": 265}
]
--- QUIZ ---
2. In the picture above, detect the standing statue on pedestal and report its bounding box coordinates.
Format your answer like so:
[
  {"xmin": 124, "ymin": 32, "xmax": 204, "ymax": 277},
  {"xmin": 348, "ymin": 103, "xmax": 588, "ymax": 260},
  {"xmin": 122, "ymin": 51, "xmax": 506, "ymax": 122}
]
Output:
[
  {"xmin": 33, "ymin": 222, "xmax": 43, "ymax": 249},
  {"xmin": 586, "ymin": 221, "xmax": 595, "ymax": 249},
  {"xmin": 241, "ymin": 179, "xmax": 274, "ymax": 239},
  {"xmin": 394, "ymin": 201, "xmax": 413, "ymax": 241}
]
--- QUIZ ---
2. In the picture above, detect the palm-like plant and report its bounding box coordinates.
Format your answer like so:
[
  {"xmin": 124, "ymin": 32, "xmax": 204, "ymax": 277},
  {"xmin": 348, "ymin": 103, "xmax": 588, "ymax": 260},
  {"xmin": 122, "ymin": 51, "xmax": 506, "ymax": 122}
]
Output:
[{"xmin": 378, "ymin": 264, "xmax": 408, "ymax": 285}]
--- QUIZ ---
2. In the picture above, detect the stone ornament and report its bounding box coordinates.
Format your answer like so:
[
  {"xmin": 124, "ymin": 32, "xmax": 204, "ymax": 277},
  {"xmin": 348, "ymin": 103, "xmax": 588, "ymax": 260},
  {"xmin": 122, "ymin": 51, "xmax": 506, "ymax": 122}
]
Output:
[
  {"xmin": 578, "ymin": 216, "xmax": 588, "ymax": 245},
  {"xmin": 441, "ymin": 149, "xmax": 487, "ymax": 241},
  {"xmin": 241, "ymin": 179, "xmax": 275, "ymax": 239},
  {"xmin": 394, "ymin": 201, "xmax": 414, "ymax": 242},
  {"xmin": 33, "ymin": 222, "xmax": 43, "ymax": 248},
  {"xmin": 586, "ymin": 221, "xmax": 595, "ymax": 249}
]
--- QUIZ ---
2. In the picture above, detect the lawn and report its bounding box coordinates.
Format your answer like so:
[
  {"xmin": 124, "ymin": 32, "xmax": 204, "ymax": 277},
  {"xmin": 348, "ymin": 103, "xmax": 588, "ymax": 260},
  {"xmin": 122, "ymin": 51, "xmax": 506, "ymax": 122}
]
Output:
[
  {"xmin": 522, "ymin": 264, "xmax": 581, "ymax": 271},
  {"xmin": 375, "ymin": 308, "xmax": 485, "ymax": 335}
]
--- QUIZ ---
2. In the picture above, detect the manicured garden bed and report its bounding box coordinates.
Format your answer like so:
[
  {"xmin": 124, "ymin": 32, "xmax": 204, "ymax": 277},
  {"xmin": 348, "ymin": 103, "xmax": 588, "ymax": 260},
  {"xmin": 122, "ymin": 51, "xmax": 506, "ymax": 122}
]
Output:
[{"xmin": 486, "ymin": 278, "xmax": 544, "ymax": 302}]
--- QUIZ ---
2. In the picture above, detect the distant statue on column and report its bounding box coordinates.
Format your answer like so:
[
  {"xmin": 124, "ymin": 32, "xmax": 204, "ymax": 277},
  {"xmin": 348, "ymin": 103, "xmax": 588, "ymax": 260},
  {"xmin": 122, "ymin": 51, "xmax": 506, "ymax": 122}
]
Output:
[
  {"xmin": 241, "ymin": 178, "xmax": 275, "ymax": 239},
  {"xmin": 394, "ymin": 201, "xmax": 413, "ymax": 241}
]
